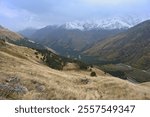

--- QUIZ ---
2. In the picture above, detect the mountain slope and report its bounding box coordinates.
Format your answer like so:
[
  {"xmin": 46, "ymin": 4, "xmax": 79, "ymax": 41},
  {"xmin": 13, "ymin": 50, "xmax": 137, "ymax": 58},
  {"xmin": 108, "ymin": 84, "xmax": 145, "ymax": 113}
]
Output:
[
  {"xmin": 0, "ymin": 25, "xmax": 88, "ymax": 70},
  {"xmin": 0, "ymin": 25, "xmax": 55, "ymax": 52},
  {"xmin": 0, "ymin": 25, "xmax": 23, "ymax": 41},
  {"xmin": 85, "ymin": 20, "xmax": 150, "ymax": 70},
  {"xmin": 0, "ymin": 40, "xmax": 150, "ymax": 100},
  {"xmin": 29, "ymin": 25, "xmax": 124, "ymax": 58},
  {"xmin": 19, "ymin": 28, "xmax": 37, "ymax": 38}
]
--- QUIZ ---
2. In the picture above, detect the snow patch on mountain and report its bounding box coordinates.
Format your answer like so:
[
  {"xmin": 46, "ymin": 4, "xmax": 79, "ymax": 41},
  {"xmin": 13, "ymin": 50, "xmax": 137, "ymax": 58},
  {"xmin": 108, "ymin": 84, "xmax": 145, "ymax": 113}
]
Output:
[
  {"xmin": 61, "ymin": 16, "xmax": 150, "ymax": 30},
  {"xmin": 62, "ymin": 22, "xmax": 84, "ymax": 30}
]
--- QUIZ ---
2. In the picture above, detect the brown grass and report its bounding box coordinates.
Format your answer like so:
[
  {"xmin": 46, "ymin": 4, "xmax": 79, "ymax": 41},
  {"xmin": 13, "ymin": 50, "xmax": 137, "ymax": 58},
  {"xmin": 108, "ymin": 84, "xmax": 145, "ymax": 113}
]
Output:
[
  {"xmin": 0, "ymin": 43, "xmax": 150, "ymax": 100},
  {"xmin": 0, "ymin": 28, "xmax": 23, "ymax": 41}
]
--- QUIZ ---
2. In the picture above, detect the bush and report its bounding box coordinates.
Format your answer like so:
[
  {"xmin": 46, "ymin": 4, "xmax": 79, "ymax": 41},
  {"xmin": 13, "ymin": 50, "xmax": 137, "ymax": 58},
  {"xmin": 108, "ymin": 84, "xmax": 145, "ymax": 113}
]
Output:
[
  {"xmin": 36, "ymin": 55, "xmax": 39, "ymax": 58},
  {"xmin": 34, "ymin": 52, "xmax": 38, "ymax": 55},
  {"xmin": 90, "ymin": 71, "xmax": 97, "ymax": 77}
]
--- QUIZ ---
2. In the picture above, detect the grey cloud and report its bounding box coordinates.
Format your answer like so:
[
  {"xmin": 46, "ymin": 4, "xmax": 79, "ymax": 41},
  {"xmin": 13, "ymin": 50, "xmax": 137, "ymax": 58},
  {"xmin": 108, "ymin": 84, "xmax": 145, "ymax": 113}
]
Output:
[{"xmin": 0, "ymin": 0, "xmax": 150, "ymax": 31}]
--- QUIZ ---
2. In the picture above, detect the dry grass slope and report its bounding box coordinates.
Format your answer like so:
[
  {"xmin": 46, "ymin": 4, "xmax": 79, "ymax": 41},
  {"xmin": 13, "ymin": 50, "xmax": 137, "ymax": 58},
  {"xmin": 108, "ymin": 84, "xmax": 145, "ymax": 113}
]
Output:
[
  {"xmin": 0, "ymin": 42, "xmax": 150, "ymax": 100},
  {"xmin": 0, "ymin": 28, "xmax": 23, "ymax": 41}
]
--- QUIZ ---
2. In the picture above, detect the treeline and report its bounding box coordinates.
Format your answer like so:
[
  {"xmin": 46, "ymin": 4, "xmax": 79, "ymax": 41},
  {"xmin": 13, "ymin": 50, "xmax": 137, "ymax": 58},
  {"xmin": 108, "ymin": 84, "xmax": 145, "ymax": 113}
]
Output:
[{"xmin": 36, "ymin": 49, "xmax": 88, "ymax": 70}]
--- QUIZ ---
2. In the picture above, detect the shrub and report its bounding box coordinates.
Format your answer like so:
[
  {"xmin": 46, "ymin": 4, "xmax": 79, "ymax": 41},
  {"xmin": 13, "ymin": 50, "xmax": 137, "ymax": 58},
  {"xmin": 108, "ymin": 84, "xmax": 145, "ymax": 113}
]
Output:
[
  {"xmin": 34, "ymin": 52, "xmax": 38, "ymax": 55},
  {"xmin": 90, "ymin": 71, "xmax": 97, "ymax": 77},
  {"xmin": 36, "ymin": 55, "xmax": 39, "ymax": 58}
]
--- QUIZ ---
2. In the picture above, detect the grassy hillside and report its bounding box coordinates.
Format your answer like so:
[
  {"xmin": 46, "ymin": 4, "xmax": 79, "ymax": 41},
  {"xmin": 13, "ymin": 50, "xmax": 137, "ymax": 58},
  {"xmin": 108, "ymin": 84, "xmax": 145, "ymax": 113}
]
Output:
[
  {"xmin": 0, "ymin": 41, "xmax": 150, "ymax": 100},
  {"xmin": 85, "ymin": 20, "xmax": 150, "ymax": 70},
  {"xmin": 100, "ymin": 64, "xmax": 150, "ymax": 83},
  {"xmin": 0, "ymin": 26, "xmax": 23, "ymax": 41}
]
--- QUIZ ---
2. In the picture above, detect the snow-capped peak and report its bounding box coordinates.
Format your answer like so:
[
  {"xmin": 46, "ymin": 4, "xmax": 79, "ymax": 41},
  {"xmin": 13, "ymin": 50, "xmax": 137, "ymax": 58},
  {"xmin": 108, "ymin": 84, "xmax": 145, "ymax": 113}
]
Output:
[
  {"xmin": 60, "ymin": 16, "xmax": 150, "ymax": 30},
  {"xmin": 62, "ymin": 22, "xmax": 84, "ymax": 30}
]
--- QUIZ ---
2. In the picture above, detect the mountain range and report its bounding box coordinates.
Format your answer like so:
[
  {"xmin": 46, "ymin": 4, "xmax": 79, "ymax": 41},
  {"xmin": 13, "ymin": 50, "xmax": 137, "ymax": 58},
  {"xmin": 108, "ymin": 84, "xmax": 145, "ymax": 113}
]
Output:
[
  {"xmin": 20, "ymin": 16, "xmax": 147, "ymax": 36},
  {"xmin": 19, "ymin": 16, "xmax": 150, "ymax": 58},
  {"xmin": 60, "ymin": 16, "xmax": 143, "ymax": 30}
]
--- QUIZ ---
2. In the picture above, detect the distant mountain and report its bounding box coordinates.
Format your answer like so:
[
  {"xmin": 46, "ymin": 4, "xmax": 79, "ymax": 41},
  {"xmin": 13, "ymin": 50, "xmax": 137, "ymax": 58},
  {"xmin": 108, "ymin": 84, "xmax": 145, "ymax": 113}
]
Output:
[
  {"xmin": 17, "ymin": 15, "xmax": 150, "ymax": 64},
  {"xmin": 29, "ymin": 26, "xmax": 124, "ymax": 58},
  {"xmin": 61, "ymin": 18, "xmax": 133, "ymax": 30},
  {"xmin": 0, "ymin": 25, "xmax": 24, "ymax": 41},
  {"xmin": 0, "ymin": 25, "xmax": 4, "ymax": 29},
  {"xmin": 19, "ymin": 28, "xmax": 37, "ymax": 38},
  {"xmin": 21, "ymin": 16, "xmax": 149, "ymax": 58},
  {"xmin": 60, "ymin": 16, "xmax": 147, "ymax": 30},
  {"xmin": 85, "ymin": 20, "xmax": 150, "ymax": 70}
]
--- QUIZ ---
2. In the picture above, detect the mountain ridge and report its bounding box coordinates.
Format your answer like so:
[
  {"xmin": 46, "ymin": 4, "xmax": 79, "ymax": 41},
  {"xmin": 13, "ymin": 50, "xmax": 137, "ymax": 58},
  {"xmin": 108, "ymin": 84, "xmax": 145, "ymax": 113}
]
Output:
[
  {"xmin": 0, "ymin": 25, "xmax": 24, "ymax": 41},
  {"xmin": 85, "ymin": 20, "xmax": 150, "ymax": 70},
  {"xmin": 18, "ymin": 16, "xmax": 150, "ymax": 59},
  {"xmin": 53, "ymin": 16, "xmax": 149, "ymax": 30},
  {"xmin": 19, "ymin": 15, "xmax": 149, "ymax": 38},
  {"xmin": 28, "ymin": 26, "xmax": 124, "ymax": 58}
]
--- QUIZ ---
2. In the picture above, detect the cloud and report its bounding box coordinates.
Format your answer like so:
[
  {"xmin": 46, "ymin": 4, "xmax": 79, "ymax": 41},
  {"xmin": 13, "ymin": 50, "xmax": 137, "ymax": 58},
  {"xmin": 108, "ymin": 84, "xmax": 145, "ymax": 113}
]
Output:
[
  {"xmin": 0, "ymin": 0, "xmax": 150, "ymax": 31},
  {"xmin": 8, "ymin": 0, "xmax": 55, "ymax": 14},
  {"xmin": 0, "ymin": 2, "xmax": 18, "ymax": 18},
  {"xmin": 83, "ymin": 0, "xmax": 149, "ymax": 6},
  {"xmin": 84, "ymin": 0, "xmax": 123, "ymax": 6},
  {"xmin": 0, "ymin": 1, "xmax": 43, "ymax": 30}
]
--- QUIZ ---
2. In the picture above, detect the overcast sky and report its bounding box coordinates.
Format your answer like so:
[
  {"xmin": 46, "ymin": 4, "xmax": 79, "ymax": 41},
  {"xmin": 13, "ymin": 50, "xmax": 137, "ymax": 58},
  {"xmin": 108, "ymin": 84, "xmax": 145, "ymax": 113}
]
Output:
[{"xmin": 0, "ymin": 0, "xmax": 150, "ymax": 31}]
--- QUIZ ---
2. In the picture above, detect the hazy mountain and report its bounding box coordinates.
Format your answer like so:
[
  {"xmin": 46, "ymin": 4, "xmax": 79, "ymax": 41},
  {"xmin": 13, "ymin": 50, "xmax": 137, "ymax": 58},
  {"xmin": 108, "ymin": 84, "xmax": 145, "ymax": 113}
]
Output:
[
  {"xmin": 85, "ymin": 20, "xmax": 150, "ymax": 70},
  {"xmin": 0, "ymin": 25, "xmax": 4, "ymax": 29},
  {"xmin": 19, "ymin": 28, "xmax": 37, "ymax": 38}
]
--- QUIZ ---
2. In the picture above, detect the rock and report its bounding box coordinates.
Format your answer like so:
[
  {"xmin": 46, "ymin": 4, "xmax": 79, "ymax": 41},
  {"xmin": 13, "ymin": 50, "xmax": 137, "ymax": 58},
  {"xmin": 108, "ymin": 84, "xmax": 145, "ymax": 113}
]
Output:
[
  {"xmin": 14, "ymin": 85, "xmax": 28, "ymax": 94},
  {"xmin": 0, "ymin": 83, "xmax": 28, "ymax": 97},
  {"xmin": 0, "ymin": 84, "xmax": 15, "ymax": 97},
  {"xmin": 5, "ymin": 76, "xmax": 20, "ymax": 83},
  {"xmin": 36, "ymin": 85, "xmax": 46, "ymax": 92}
]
